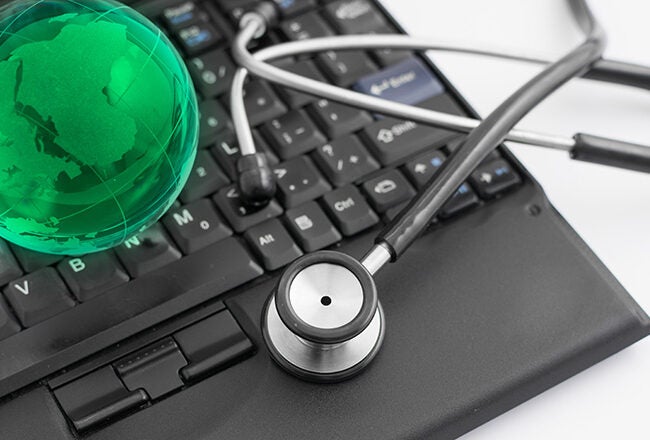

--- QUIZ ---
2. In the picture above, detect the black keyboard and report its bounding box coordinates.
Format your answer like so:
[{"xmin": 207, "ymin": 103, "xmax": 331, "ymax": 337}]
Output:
[{"xmin": 0, "ymin": 0, "xmax": 522, "ymax": 433}]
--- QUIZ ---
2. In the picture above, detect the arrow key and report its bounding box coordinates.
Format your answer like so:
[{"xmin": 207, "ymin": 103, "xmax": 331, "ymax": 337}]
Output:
[
  {"xmin": 469, "ymin": 159, "xmax": 522, "ymax": 199},
  {"xmin": 403, "ymin": 150, "xmax": 446, "ymax": 189},
  {"xmin": 3, "ymin": 267, "xmax": 75, "ymax": 327}
]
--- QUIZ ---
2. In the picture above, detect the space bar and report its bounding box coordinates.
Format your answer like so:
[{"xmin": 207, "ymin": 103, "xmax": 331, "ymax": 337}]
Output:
[{"xmin": 0, "ymin": 237, "xmax": 263, "ymax": 397}]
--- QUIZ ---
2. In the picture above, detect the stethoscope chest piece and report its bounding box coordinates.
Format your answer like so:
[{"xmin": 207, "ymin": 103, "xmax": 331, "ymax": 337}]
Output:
[{"xmin": 262, "ymin": 251, "xmax": 385, "ymax": 382}]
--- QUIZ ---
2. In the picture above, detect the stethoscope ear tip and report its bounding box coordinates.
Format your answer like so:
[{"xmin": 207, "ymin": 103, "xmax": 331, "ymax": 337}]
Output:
[{"xmin": 237, "ymin": 153, "xmax": 276, "ymax": 207}]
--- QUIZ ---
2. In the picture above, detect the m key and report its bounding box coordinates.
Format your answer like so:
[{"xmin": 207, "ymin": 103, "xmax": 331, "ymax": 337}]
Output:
[{"xmin": 163, "ymin": 199, "xmax": 232, "ymax": 254}]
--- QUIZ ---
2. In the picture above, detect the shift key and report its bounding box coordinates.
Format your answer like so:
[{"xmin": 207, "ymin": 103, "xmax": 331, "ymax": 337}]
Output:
[{"xmin": 361, "ymin": 117, "xmax": 454, "ymax": 165}]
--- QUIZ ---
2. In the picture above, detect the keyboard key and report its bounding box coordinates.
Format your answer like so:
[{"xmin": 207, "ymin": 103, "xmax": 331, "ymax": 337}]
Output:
[
  {"xmin": 199, "ymin": 99, "xmax": 233, "ymax": 148},
  {"xmin": 312, "ymin": 135, "xmax": 379, "ymax": 186},
  {"xmin": 211, "ymin": 131, "xmax": 278, "ymax": 180},
  {"xmin": 354, "ymin": 57, "xmax": 445, "ymax": 107},
  {"xmin": 10, "ymin": 245, "xmax": 62, "ymax": 273},
  {"xmin": 180, "ymin": 150, "xmax": 230, "ymax": 203},
  {"xmin": 115, "ymin": 224, "xmax": 182, "ymax": 278},
  {"xmin": 114, "ymin": 337, "xmax": 187, "ymax": 400},
  {"xmin": 440, "ymin": 183, "xmax": 479, "ymax": 218},
  {"xmin": 285, "ymin": 201, "xmax": 342, "ymax": 252},
  {"xmin": 162, "ymin": 1, "xmax": 207, "ymax": 31},
  {"xmin": 321, "ymin": 185, "xmax": 378, "ymax": 236},
  {"xmin": 323, "ymin": 0, "xmax": 387, "ymax": 34},
  {"xmin": 174, "ymin": 310, "xmax": 254, "ymax": 382},
  {"xmin": 403, "ymin": 150, "xmax": 446, "ymax": 189},
  {"xmin": 176, "ymin": 22, "xmax": 223, "ymax": 56},
  {"xmin": 187, "ymin": 49, "xmax": 236, "ymax": 98},
  {"xmin": 273, "ymin": 156, "xmax": 331, "ymax": 208},
  {"xmin": 0, "ymin": 241, "xmax": 22, "ymax": 286},
  {"xmin": 470, "ymin": 159, "xmax": 522, "ymax": 199},
  {"xmin": 0, "ymin": 296, "xmax": 20, "ymax": 340},
  {"xmin": 58, "ymin": 252, "xmax": 129, "ymax": 302},
  {"xmin": 361, "ymin": 169, "xmax": 416, "ymax": 213},
  {"xmin": 54, "ymin": 366, "xmax": 148, "ymax": 433},
  {"xmin": 213, "ymin": 185, "xmax": 283, "ymax": 233},
  {"xmin": 361, "ymin": 117, "xmax": 454, "ymax": 165},
  {"xmin": 163, "ymin": 199, "xmax": 232, "ymax": 254},
  {"xmin": 274, "ymin": 59, "xmax": 328, "ymax": 108},
  {"xmin": 280, "ymin": 11, "xmax": 335, "ymax": 41},
  {"xmin": 244, "ymin": 219, "xmax": 303, "ymax": 270},
  {"xmin": 271, "ymin": 0, "xmax": 317, "ymax": 17},
  {"xmin": 3, "ymin": 267, "xmax": 75, "ymax": 327},
  {"xmin": 242, "ymin": 80, "xmax": 287, "ymax": 126},
  {"xmin": 262, "ymin": 109, "xmax": 326, "ymax": 159},
  {"xmin": 308, "ymin": 99, "xmax": 373, "ymax": 139},
  {"xmin": 372, "ymin": 47, "xmax": 411, "ymax": 68},
  {"xmin": 317, "ymin": 50, "xmax": 377, "ymax": 87}
]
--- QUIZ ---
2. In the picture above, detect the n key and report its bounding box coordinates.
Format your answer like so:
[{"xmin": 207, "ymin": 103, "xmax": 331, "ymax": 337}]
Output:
[
  {"xmin": 3, "ymin": 268, "xmax": 75, "ymax": 327},
  {"xmin": 115, "ymin": 224, "xmax": 182, "ymax": 278}
]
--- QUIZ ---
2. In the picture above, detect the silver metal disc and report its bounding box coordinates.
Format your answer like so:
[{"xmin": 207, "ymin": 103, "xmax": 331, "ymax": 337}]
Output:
[
  {"xmin": 264, "ymin": 297, "xmax": 384, "ymax": 376},
  {"xmin": 289, "ymin": 263, "xmax": 364, "ymax": 330}
]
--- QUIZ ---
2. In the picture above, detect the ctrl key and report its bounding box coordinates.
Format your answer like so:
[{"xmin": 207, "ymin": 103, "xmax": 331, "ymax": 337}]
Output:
[
  {"xmin": 322, "ymin": 185, "xmax": 379, "ymax": 236},
  {"xmin": 54, "ymin": 366, "xmax": 148, "ymax": 433}
]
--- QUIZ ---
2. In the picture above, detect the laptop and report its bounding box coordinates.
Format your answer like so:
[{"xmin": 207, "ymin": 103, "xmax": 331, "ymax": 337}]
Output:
[{"xmin": 0, "ymin": 0, "xmax": 648, "ymax": 438}]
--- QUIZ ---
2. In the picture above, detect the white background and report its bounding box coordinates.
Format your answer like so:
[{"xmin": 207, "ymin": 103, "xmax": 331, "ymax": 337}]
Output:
[{"xmin": 379, "ymin": 1, "xmax": 650, "ymax": 438}]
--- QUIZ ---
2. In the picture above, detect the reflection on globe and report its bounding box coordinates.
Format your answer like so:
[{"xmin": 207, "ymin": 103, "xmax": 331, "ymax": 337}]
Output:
[{"xmin": 0, "ymin": 0, "xmax": 198, "ymax": 255}]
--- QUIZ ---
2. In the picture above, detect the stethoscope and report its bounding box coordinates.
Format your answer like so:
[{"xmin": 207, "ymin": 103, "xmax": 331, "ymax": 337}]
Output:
[{"xmin": 227, "ymin": 1, "xmax": 650, "ymax": 382}]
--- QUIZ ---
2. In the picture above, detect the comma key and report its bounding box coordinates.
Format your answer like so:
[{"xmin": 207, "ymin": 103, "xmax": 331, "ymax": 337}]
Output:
[{"xmin": 321, "ymin": 185, "xmax": 378, "ymax": 236}]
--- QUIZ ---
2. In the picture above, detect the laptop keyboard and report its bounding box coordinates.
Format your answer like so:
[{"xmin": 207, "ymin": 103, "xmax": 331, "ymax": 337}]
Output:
[{"xmin": 0, "ymin": 0, "xmax": 522, "ymax": 412}]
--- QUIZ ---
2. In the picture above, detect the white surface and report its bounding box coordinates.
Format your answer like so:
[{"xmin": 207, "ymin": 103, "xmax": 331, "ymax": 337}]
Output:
[{"xmin": 379, "ymin": 1, "xmax": 650, "ymax": 438}]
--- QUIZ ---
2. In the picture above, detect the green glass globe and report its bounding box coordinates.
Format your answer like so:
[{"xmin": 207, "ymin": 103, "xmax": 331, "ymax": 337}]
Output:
[{"xmin": 0, "ymin": 0, "xmax": 199, "ymax": 255}]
